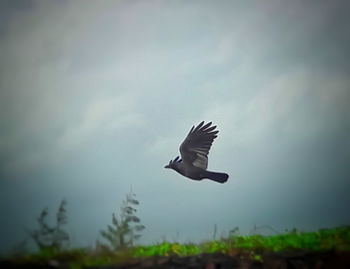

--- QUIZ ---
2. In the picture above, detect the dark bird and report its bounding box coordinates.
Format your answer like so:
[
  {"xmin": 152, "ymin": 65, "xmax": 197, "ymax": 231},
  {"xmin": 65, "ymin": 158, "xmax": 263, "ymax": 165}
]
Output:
[{"xmin": 164, "ymin": 121, "xmax": 229, "ymax": 183}]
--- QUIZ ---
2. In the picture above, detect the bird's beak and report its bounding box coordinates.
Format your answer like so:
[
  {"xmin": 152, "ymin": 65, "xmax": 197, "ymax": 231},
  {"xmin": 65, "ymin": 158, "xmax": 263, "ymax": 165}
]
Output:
[{"xmin": 164, "ymin": 165, "xmax": 170, "ymax": 169}]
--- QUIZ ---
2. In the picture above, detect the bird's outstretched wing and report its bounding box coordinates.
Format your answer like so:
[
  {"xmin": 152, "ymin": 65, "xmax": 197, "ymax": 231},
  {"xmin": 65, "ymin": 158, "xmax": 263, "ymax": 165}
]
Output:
[{"xmin": 179, "ymin": 121, "xmax": 218, "ymax": 170}]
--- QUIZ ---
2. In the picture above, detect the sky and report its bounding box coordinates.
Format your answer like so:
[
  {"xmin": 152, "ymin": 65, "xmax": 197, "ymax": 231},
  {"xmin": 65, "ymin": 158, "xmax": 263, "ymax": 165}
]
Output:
[{"xmin": 0, "ymin": 0, "xmax": 349, "ymax": 254}]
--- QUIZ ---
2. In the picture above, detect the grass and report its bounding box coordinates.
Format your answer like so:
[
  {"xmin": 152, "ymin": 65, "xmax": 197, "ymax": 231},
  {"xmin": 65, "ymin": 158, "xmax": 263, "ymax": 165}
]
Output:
[
  {"xmin": 132, "ymin": 225, "xmax": 350, "ymax": 257},
  {"xmin": 4, "ymin": 225, "xmax": 350, "ymax": 268}
]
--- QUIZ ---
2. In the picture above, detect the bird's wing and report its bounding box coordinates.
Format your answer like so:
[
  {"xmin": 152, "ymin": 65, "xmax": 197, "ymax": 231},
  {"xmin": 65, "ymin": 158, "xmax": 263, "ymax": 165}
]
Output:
[{"xmin": 179, "ymin": 121, "xmax": 218, "ymax": 170}]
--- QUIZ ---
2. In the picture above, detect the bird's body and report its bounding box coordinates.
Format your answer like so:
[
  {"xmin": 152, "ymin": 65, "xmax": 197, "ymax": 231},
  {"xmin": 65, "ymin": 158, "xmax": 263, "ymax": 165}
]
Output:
[{"xmin": 164, "ymin": 121, "xmax": 229, "ymax": 183}]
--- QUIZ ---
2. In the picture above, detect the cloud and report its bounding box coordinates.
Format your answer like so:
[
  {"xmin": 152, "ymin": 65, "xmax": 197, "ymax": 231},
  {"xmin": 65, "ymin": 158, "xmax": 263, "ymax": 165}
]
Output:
[
  {"xmin": 1, "ymin": 0, "xmax": 349, "ymax": 179},
  {"xmin": 202, "ymin": 69, "xmax": 350, "ymax": 151},
  {"xmin": 0, "ymin": 1, "xmax": 150, "ymax": 176},
  {"xmin": 58, "ymin": 93, "xmax": 144, "ymax": 152}
]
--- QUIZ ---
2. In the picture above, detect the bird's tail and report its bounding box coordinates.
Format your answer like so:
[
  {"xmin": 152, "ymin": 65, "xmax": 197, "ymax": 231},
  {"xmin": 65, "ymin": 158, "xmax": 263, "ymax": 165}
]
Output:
[{"xmin": 203, "ymin": 171, "xmax": 229, "ymax": 183}]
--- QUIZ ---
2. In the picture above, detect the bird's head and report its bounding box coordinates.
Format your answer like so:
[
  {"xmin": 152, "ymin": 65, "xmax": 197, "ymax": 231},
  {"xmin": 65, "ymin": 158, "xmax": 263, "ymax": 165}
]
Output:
[{"xmin": 164, "ymin": 156, "xmax": 182, "ymax": 169}]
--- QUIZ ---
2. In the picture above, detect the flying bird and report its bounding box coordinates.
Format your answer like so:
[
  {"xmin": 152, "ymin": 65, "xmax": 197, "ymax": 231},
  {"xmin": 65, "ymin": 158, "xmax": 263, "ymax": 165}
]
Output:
[{"xmin": 164, "ymin": 121, "xmax": 229, "ymax": 183}]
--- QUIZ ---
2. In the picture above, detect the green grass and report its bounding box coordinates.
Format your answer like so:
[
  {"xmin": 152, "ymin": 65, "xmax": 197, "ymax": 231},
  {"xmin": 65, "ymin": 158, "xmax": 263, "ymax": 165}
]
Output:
[
  {"xmin": 5, "ymin": 225, "xmax": 350, "ymax": 268},
  {"xmin": 132, "ymin": 225, "xmax": 350, "ymax": 257}
]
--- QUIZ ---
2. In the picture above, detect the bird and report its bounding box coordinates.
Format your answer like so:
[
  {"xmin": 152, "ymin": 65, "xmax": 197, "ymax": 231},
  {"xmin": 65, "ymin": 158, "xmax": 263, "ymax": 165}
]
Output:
[{"xmin": 164, "ymin": 121, "xmax": 229, "ymax": 183}]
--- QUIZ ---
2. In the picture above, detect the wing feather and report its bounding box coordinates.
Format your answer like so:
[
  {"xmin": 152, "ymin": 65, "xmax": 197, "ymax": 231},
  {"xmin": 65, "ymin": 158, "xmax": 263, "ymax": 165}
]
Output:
[{"xmin": 179, "ymin": 121, "xmax": 219, "ymax": 169}]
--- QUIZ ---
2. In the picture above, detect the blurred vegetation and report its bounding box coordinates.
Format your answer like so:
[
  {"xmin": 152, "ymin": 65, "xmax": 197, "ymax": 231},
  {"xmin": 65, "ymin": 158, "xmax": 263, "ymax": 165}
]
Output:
[
  {"xmin": 4, "ymin": 225, "xmax": 349, "ymax": 268},
  {"xmin": 100, "ymin": 190, "xmax": 145, "ymax": 250},
  {"xmin": 27, "ymin": 199, "xmax": 69, "ymax": 252},
  {"xmin": 2, "ymin": 194, "xmax": 350, "ymax": 268}
]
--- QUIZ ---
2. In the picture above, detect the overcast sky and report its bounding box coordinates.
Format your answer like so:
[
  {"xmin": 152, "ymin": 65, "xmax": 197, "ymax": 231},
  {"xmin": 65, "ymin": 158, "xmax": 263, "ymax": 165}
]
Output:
[{"xmin": 1, "ymin": 0, "xmax": 350, "ymax": 254}]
